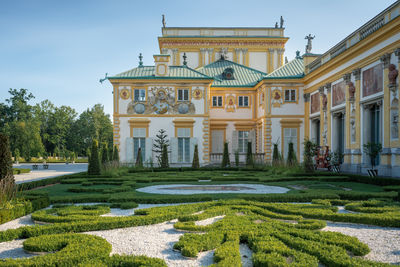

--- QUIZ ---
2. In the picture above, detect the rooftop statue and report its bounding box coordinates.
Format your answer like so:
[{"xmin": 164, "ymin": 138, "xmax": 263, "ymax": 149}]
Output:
[
  {"xmin": 305, "ymin": 34, "xmax": 315, "ymax": 54},
  {"xmin": 162, "ymin": 14, "xmax": 166, "ymax": 28},
  {"xmin": 280, "ymin": 16, "xmax": 284, "ymax": 28}
]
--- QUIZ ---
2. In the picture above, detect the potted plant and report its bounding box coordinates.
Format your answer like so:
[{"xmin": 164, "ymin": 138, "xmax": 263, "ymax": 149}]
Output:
[{"xmin": 363, "ymin": 142, "xmax": 382, "ymax": 177}]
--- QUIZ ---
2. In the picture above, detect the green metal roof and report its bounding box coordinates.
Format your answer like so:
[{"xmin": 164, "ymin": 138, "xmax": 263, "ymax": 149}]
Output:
[
  {"xmin": 264, "ymin": 57, "xmax": 304, "ymax": 79},
  {"xmin": 108, "ymin": 65, "xmax": 212, "ymax": 80},
  {"xmin": 196, "ymin": 59, "xmax": 266, "ymax": 87}
]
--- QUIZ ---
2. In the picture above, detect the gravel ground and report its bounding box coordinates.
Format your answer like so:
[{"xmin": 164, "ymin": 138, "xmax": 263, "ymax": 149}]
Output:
[
  {"xmin": 240, "ymin": 243, "xmax": 253, "ymax": 267},
  {"xmin": 0, "ymin": 215, "xmax": 34, "ymax": 231},
  {"xmin": 86, "ymin": 219, "xmax": 215, "ymax": 267},
  {"xmin": 322, "ymin": 222, "xmax": 400, "ymax": 264},
  {"xmin": 0, "ymin": 240, "xmax": 33, "ymax": 259}
]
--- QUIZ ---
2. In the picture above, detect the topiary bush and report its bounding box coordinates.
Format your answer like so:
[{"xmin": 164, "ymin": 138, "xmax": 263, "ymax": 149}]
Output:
[
  {"xmin": 221, "ymin": 142, "xmax": 230, "ymax": 168},
  {"xmin": 160, "ymin": 144, "xmax": 169, "ymax": 168},
  {"xmin": 287, "ymin": 142, "xmax": 298, "ymax": 166},
  {"xmin": 246, "ymin": 141, "xmax": 254, "ymax": 167},
  {"xmin": 192, "ymin": 144, "xmax": 200, "ymax": 169},
  {"xmin": 88, "ymin": 140, "xmax": 101, "ymax": 175}
]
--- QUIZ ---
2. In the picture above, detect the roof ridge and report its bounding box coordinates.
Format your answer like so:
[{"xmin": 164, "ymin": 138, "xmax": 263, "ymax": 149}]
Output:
[
  {"xmin": 197, "ymin": 59, "xmax": 267, "ymax": 75},
  {"xmin": 171, "ymin": 65, "xmax": 213, "ymax": 79},
  {"xmin": 265, "ymin": 57, "xmax": 304, "ymax": 78}
]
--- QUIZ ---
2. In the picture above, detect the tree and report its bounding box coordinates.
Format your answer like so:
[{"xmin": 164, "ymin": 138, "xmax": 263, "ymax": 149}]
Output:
[
  {"xmin": 221, "ymin": 142, "xmax": 230, "ymax": 168},
  {"xmin": 101, "ymin": 143, "xmax": 109, "ymax": 166},
  {"xmin": 112, "ymin": 145, "xmax": 119, "ymax": 162},
  {"xmin": 272, "ymin": 143, "xmax": 280, "ymax": 166},
  {"xmin": 363, "ymin": 142, "xmax": 382, "ymax": 170},
  {"xmin": 88, "ymin": 140, "xmax": 101, "ymax": 175},
  {"xmin": 136, "ymin": 147, "xmax": 143, "ymax": 168},
  {"xmin": 152, "ymin": 129, "xmax": 169, "ymax": 166},
  {"xmin": 303, "ymin": 139, "xmax": 317, "ymax": 172},
  {"xmin": 287, "ymin": 142, "xmax": 298, "ymax": 166},
  {"xmin": 192, "ymin": 144, "xmax": 200, "ymax": 169},
  {"xmin": 0, "ymin": 133, "xmax": 14, "ymax": 183},
  {"xmin": 246, "ymin": 142, "xmax": 254, "ymax": 167},
  {"xmin": 160, "ymin": 144, "xmax": 169, "ymax": 168},
  {"xmin": 0, "ymin": 133, "xmax": 15, "ymax": 203}
]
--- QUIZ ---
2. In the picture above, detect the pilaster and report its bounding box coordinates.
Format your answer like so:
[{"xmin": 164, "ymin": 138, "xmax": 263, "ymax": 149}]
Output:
[
  {"xmin": 380, "ymin": 53, "xmax": 392, "ymax": 166},
  {"xmin": 352, "ymin": 68, "xmax": 362, "ymax": 164},
  {"xmin": 268, "ymin": 49, "xmax": 274, "ymax": 73},
  {"xmin": 343, "ymin": 73, "xmax": 352, "ymax": 164},
  {"xmin": 325, "ymin": 83, "xmax": 332, "ymax": 147},
  {"xmin": 304, "ymin": 93, "xmax": 310, "ymax": 139},
  {"xmin": 319, "ymin": 86, "xmax": 325, "ymax": 147}
]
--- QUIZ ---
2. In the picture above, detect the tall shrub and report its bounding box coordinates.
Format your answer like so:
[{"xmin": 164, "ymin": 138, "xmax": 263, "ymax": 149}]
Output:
[
  {"xmin": 303, "ymin": 139, "xmax": 316, "ymax": 172},
  {"xmin": 221, "ymin": 142, "xmax": 230, "ymax": 168},
  {"xmin": 135, "ymin": 147, "xmax": 143, "ymax": 168},
  {"xmin": 101, "ymin": 143, "xmax": 109, "ymax": 166},
  {"xmin": 160, "ymin": 144, "xmax": 169, "ymax": 168},
  {"xmin": 272, "ymin": 143, "xmax": 280, "ymax": 166},
  {"xmin": 363, "ymin": 142, "xmax": 382, "ymax": 170},
  {"xmin": 192, "ymin": 144, "xmax": 200, "ymax": 169},
  {"xmin": 0, "ymin": 133, "xmax": 15, "ymax": 203},
  {"xmin": 246, "ymin": 142, "xmax": 254, "ymax": 167},
  {"xmin": 152, "ymin": 129, "xmax": 169, "ymax": 166},
  {"xmin": 14, "ymin": 148, "xmax": 20, "ymax": 163},
  {"xmin": 112, "ymin": 145, "xmax": 119, "ymax": 162},
  {"xmin": 88, "ymin": 140, "xmax": 100, "ymax": 175},
  {"xmin": 287, "ymin": 142, "xmax": 297, "ymax": 166}
]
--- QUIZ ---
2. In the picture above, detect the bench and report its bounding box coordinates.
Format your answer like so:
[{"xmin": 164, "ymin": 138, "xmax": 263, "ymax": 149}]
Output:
[
  {"xmin": 32, "ymin": 164, "xmax": 38, "ymax": 170},
  {"xmin": 43, "ymin": 164, "xmax": 49, "ymax": 169}
]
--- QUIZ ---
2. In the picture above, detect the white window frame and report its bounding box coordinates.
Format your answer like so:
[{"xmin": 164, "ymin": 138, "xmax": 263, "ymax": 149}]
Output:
[
  {"xmin": 134, "ymin": 89, "xmax": 146, "ymax": 102},
  {"xmin": 238, "ymin": 130, "xmax": 249, "ymax": 153},
  {"xmin": 132, "ymin": 128, "xmax": 146, "ymax": 162},
  {"xmin": 238, "ymin": 96, "xmax": 249, "ymax": 107},
  {"xmin": 284, "ymin": 89, "xmax": 296, "ymax": 102},
  {"xmin": 177, "ymin": 128, "xmax": 190, "ymax": 163},
  {"xmin": 177, "ymin": 89, "xmax": 189, "ymax": 101},
  {"xmin": 212, "ymin": 96, "xmax": 223, "ymax": 107}
]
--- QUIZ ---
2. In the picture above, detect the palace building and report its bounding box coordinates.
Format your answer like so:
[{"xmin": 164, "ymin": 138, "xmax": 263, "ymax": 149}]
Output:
[{"xmin": 108, "ymin": 1, "xmax": 400, "ymax": 177}]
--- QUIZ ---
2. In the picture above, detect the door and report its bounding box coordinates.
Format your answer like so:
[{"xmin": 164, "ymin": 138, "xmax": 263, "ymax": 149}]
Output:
[{"xmin": 211, "ymin": 130, "xmax": 224, "ymax": 153}]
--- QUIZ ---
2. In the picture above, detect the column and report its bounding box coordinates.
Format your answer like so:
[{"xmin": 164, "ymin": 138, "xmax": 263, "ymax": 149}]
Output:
[
  {"xmin": 243, "ymin": 49, "xmax": 248, "ymax": 66},
  {"xmin": 343, "ymin": 73, "xmax": 352, "ymax": 165},
  {"xmin": 209, "ymin": 48, "xmax": 214, "ymax": 63},
  {"xmin": 234, "ymin": 48, "xmax": 241, "ymax": 64},
  {"xmin": 380, "ymin": 53, "xmax": 391, "ymax": 166},
  {"xmin": 200, "ymin": 48, "xmax": 207, "ymax": 67},
  {"xmin": 325, "ymin": 83, "xmax": 332, "ymax": 147},
  {"xmin": 277, "ymin": 48, "xmax": 285, "ymax": 68},
  {"xmin": 172, "ymin": 49, "xmax": 178, "ymax": 65},
  {"xmin": 352, "ymin": 68, "xmax": 362, "ymax": 165},
  {"xmin": 161, "ymin": 48, "xmax": 168, "ymax": 55},
  {"xmin": 393, "ymin": 48, "xmax": 400, "ymax": 167},
  {"xmin": 268, "ymin": 49, "xmax": 274, "ymax": 72},
  {"xmin": 319, "ymin": 86, "xmax": 325, "ymax": 147},
  {"xmin": 304, "ymin": 93, "xmax": 311, "ymax": 139}
]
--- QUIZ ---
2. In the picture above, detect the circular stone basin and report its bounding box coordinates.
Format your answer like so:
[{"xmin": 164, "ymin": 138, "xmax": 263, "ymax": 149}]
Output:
[{"xmin": 136, "ymin": 184, "xmax": 289, "ymax": 195}]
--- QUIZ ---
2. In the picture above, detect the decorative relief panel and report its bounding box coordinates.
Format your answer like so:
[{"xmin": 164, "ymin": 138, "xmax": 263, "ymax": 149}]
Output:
[
  {"xmin": 225, "ymin": 95, "xmax": 236, "ymax": 112},
  {"xmin": 332, "ymin": 81, "xmax": 345, "ymax": 107},
  {"xmin": 310, "ymin": 93, "xmax": 320, "ymax": 114},
  {"xmin": 127, "ymin": 87, "xmax": 195, "ymax": 115},
  {"xmin": 362, "ymin": 63, "xmax": 383, "ymax": 97},
  {"xmin": 271, "ymin": 88, "xmax": 282, "ymax": 108}
]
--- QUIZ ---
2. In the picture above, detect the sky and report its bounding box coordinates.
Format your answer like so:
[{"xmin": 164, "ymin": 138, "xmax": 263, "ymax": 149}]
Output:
[{"xmin": 0, "ymin": 0, "xmax": 396, "ymax": 116}]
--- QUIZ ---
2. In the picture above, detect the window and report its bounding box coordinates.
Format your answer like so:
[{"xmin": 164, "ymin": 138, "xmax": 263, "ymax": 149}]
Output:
[
  {"xmin": 134, "ymin": 89, "xmax": 146, "ymax": 102},
  {"xmin": 132, "ymin": 128, "xmax": 146, "ymax": 162},
  {"xmin": 283, "ymin": 128, "xmax": 297, "ymax": 159},
  {"xmin": 238, "ymin": 96, "xmax": 249, "ymax": 107},
  {"xmin": 284, "ymin": 89, "xmax": 296, "ymax": 102},
  {"xmin": 238, "ymin": 131, "xmax": 249, "ymax": 153},
  {"xmin": 212, "ymin": 96, "xmax": 223, "ymax": 107},
  {"xmin": 177, "ymin": 89, "xmax": 189, "ymax": 101},
  {"xmin": 177, "ymin": 128, "xmax": 190, "ymax": 162}
]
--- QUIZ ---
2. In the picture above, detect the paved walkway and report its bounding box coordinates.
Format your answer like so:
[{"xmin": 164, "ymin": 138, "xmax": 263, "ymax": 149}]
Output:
[{"xmin": 13, "ymin": 163, "xmax": 88, "ymax": 184}]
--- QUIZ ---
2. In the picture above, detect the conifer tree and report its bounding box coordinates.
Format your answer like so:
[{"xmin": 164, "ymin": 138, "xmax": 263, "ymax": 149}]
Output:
[
  {"xmin": 221, "ymin": 142, "xmax": 230, "ymax": 168},
  {"xmin": 192, "ymin": 144, "xmax": 200, "ymax": 169},
  {"xmin": 272, "ymin": 143, "xmax": 280, "ymax": 166},
  {"xmin": 136, "ymin": 147, "xmax": 143, "ymax": 168},
  {"xmin": 152, "ymin": 129, "xmax": 169, "ymax": 166},
  {"xmin": 160, "ymin": 144, "xmax": 169, "ymax": 168},
  {"xmin": 101, "ymin": 143, "xmax": 109, "ymax": 166},
  {"xmin": 287, "ymin": 142, "xmax": 298, "ymax": 166},
  {"xmin": 112, "ymin": 145, "xmax": 119, "ymax": 162},
  {"xmin": 246, "ymin": 141, "xmax": 254, "ymax": 167},
  {"xmin": 303, "ymin": 139, "xmax": 316, "ymax": 172},
  {"xmin": 88, "ymin": 140, "xmax": 101, "ymax": 175},
  {"xmin": 0, "ymin": 133, "xmax": 14, "ymax": 184}
]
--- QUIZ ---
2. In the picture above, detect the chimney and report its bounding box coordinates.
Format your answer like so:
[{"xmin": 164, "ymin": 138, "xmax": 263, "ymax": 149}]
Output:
[{"xmin": 153, "ymin": 54, "xmax": 170, "ymax": 77}]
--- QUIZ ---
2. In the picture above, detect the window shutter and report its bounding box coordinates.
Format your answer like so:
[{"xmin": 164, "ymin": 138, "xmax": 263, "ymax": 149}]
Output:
[
  {"xmin": 170, "ymin": 138, "xmax": 178, "ymax": 164},
  {"xmin": 190, "ymin": 138, "xmax": 198, "ymax": 163},
  {"xmin": 125, "ymin": 138, "xmax": 134, "ymax": 163},
  {"xmin": 249, "ymin": 130, "xmax": 256, "ymax": 152},
  {"xmin": 145, "ymin": 138, "xmax": 153, "ymax": 165},
  {"xmin": 232, "ymin": 131, "xmax": 238, "ymax": 152}
]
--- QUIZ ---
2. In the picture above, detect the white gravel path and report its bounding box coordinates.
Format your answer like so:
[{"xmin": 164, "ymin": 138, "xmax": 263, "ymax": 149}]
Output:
[
  {"xmin": 0, "ymin": 240, "xmax": 33, "ymax": 259},
  {"xmin": 85, "ymin": 219, "xmax": 215, "ymax": 267},
  {"xmin": 136, "ymin": 184, "xmax": 289, "ymax": 195},
  {"xmin": 0, "ymin": 215, "xmax": 34, "ymax": 231},
  {"xmin": 195, "ymin": 216, "xmax": 225, "ymax": 226},
  {"xmin": 240, "ymin": 243, "xmax": 253, "ymax": 267},
  {"xmin": 322, "ymin": 222, "xmax": 400, "ymax": 264}
]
